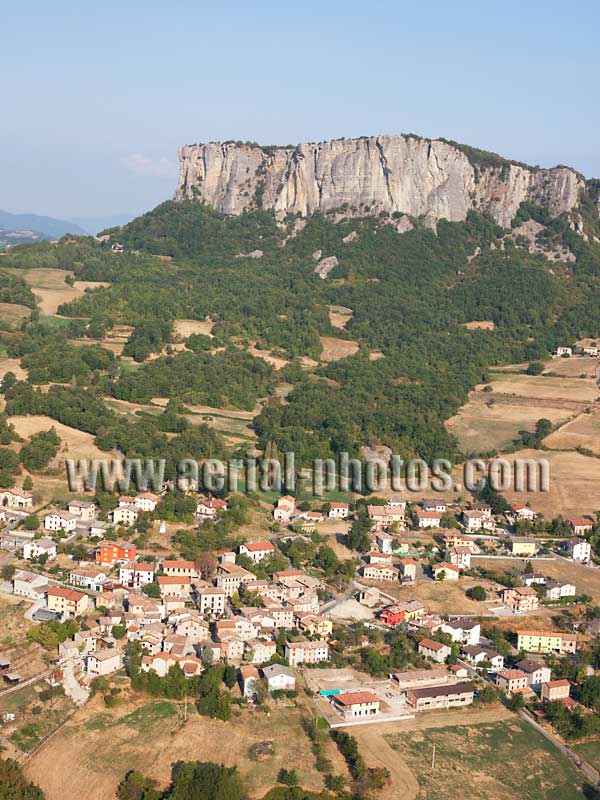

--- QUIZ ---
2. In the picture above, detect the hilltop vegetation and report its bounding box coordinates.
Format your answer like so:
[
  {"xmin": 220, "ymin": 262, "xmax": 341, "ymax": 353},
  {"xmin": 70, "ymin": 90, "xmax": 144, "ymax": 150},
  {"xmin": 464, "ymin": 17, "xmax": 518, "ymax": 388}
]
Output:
[{"xmin": 2, "ymin": 199, "xmax": 600, "ymax": 467}]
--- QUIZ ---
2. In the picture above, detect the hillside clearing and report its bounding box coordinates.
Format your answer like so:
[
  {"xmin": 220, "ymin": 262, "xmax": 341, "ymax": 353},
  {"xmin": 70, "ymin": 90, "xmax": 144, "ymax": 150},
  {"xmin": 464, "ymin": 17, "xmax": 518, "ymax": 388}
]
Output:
[
  {"xmin": 543, "ymin": 410, "xmax": 600, "ymax": 455},
  {"xmin": 0, "ymin": 302, "xmax": 31, "ymax": 328},
  {"xmin": 173, "ymin": 319, "xmax": 214, "ymax": 338},
  {"xmin": 320, "ymin": 336, "xmax": 360, "ymax": 362},
  {"xmin": 328, "ymin": 304, "xmax": 354, "ymax": 329}
]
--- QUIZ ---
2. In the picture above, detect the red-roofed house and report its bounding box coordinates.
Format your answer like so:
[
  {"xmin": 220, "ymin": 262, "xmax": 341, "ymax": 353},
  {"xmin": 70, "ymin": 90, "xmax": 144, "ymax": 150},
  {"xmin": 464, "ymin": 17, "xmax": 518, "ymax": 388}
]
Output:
[
  {"xmin": 332, "ymin": 691, "xmax": 380, "ymax": 720},
  {"xmin": 418, "ymin": 638, "xmax": 451, "ymax": 663},
  {"xmin": 541, "ymin": 679, "xmax": 570, "ymax": 702},
  {"xmin": 432, "ymin": 562, "xmax": 460, "ymax": 581},
  {"xmin": 239, "ymin": 541, "xmax": 276, "ymax": 563},
  {"xmin": 329, "ymin": 502, "xmax": 350, "ymax": 519},
  {"xmin": 197, "ymin": 497, "xmax": 228, "ymax": 519},
  {"xmin": 569, "ymin": 519, "xmax": 593, "ymax": 536},
  {"xmin": 380, "ymin": 605, "xmax": 405, "ymax": 626},
  {"xmin": 495, "ymin": 669, "xmax": 528, "ymax": 695}
]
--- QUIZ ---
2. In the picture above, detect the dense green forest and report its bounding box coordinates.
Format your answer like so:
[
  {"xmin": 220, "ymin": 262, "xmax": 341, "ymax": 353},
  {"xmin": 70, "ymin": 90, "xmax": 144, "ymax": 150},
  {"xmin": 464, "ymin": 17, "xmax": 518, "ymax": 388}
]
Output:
[{"xmin": 3, "ymin": 198, "xmax": 600, "ymax": 467}]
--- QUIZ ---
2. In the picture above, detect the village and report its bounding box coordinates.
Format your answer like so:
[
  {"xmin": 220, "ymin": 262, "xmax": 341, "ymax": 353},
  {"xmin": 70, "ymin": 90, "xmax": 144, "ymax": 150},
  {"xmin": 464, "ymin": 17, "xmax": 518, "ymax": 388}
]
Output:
[{"xmin": 1, "ymin": 481, "xmax": 598, "ymax": 759}]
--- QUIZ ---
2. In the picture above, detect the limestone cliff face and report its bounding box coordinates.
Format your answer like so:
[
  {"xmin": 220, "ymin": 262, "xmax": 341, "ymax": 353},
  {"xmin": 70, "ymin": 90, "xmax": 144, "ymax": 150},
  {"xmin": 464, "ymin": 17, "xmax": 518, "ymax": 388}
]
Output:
[{"xmin": 175, "ymin": 135, "xmax": 584, "ymax": 227}]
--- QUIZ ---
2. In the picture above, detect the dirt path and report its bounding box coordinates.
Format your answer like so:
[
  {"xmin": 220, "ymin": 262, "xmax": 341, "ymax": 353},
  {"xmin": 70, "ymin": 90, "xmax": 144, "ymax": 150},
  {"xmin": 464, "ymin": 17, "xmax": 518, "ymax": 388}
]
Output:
[{"xmin": 353, "ymin": 726, "xmax": 419, "ymax": 799}]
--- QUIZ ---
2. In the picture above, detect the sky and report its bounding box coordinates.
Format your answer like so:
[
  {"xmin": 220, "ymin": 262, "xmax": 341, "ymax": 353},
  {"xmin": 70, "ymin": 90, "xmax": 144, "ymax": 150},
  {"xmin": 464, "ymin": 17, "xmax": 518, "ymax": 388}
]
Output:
[{"xmin": 2, "ymin": 0, "xmax": 599, "ymax": 221}]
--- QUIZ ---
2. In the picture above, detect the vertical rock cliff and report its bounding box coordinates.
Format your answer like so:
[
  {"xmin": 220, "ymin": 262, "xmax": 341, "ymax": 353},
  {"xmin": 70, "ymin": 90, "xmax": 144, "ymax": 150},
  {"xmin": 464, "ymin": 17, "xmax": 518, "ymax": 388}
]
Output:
[{"xmin": 175, "ymin": 135, "xmax": 585, "ymax": 228}]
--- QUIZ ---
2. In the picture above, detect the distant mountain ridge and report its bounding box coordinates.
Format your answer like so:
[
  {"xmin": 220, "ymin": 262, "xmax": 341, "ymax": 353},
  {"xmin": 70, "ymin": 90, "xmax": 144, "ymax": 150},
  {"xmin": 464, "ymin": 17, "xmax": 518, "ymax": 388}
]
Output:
[
  {"xmin": 176, "ymin": 134, "xmax": 599, "ymax": 234},
  {"xmin": 0, "ymin": 210, "xmax": 87, "ymax": 238}
]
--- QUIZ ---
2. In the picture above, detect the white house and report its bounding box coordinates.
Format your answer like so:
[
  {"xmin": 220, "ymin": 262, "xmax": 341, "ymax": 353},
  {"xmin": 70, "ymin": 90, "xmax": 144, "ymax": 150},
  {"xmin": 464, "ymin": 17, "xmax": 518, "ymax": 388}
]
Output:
[
  {"xmin": 44, "ymin": 512, "xmax": 77, "ymax": 533},
  {"xmin": 441, "ymin": 618, "xmax": 480, "ymax": 646},
  {"xmin": 448, "ymin": 546, "xmax": 472, "ymax": 568},
  {"xmin": 328, "ymin": 502, "xmax": 350, "ymax": 519},
  {"xmin": 262, "ymin": 664, "xmax": 296, "ymax": 692},
  {"xmin": 463, "ymin": 510, "xmax": 494, "ymax": 532},
  {"xmin": 432, "ymin": 562, "xmax": 460, "ymax": 581},
  {"xmin": 196, "ymin": 497, "xmax": 228, "ymax": 519},
  {"xmin": 273, "ymin": 495, "xmax": 295, "ymax": 522},
  {"xmin": 133, "ymin": 493, "xmax": 160, "ymax": 512},
  {"xmin": 332, "ymin": 691, "xmax": 380, "ymax": 720},
  {"xmin": 69, "ymin": 567, "xmax": 107, "ymax": 591},
  {"xmin": 118, "ymin": 562, "xmax": 155, "ymax": 588},
  {"xmin": 239, "ymin": 540, "xmax": 276, "ymax": 563},
  {"xmin": 0, "ymin": 489, "xmax": 33, "ymax": 509},
  {"xmin": 564, "ymin": 538, "xmax": 591, "ymax": 563},
  {"xmin": 545, "ymin": 580, "xmax": 576, "ymax": 601},
  {"xmin": 511, "ymin": 504, "xmax": 537, "ymax": 521},
  {"xmin": 285, "ymin": 640, "xmax": 329, "ymax": 667},
  {"xmin": 86, "ymin": 649, "xmax": 123, "ymax": 676},
  {"xmin": 23, "ymin": 538, "xmax": 57, "ymax": 561},
  {"xmin": 421, "ymin": 499, "xmax": 447, "ymax": 513},
  {"xmin": 555, "ymin": 347, "xmax": 572, "ymax": 357},
  {"xmin": 416, "ymin": 510, "xmax": 441, "ymax": 529}
]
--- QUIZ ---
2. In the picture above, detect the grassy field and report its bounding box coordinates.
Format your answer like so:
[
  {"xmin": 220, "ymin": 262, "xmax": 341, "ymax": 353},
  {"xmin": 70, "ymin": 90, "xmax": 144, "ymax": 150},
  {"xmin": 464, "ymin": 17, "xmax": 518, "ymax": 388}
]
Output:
[
  {"xmin": 0, "ymin": 302, "xmax": 31, "ymax": 329},
  {"xmin": 444, "ymin": 355, "xmax": 599, "ymax": 456},
  {"xmin": 2, "ymin": 268, "xmax": 109, "ymax": 315},
  {"xmin": 445, "ymin": 394, "xmax": 575, "ymax": 454},
  {"xmin": 499, "ymin": 447, "xmax": 600, "ymax": 518},
  {"xmin": 544, "ymin": 410, "xmax": 600, "ymax": 455},
  {"xmin": 385, "ymin": 719, "xmax": 586, "ymax": 800},
  {"xmin": 7, "ymin": 415, "xmax": 111, "ymax": 463},
  {"xmin": 25, "ymin": 694, "xmax": 341, "ymax": 800},
  {"xmin": 572, "ymin": 740, "xmax": 600, "ymax": 772},
  {"xmin": 382, "ymin": 574, "xmax": 502, "ymax": 616},
  {"xmin": 486, "ymin": 370, "xmax": 599, "ymax": 403}
]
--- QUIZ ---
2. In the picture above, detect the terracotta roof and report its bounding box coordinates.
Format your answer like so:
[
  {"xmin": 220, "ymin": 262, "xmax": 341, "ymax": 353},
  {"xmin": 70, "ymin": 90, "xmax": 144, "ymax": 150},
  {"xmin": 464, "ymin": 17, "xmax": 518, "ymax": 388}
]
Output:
[
  {"xmin": 157, "ymin": 575, "xmax": 191, "ymax": 585},
  {"xmin": 335, "ymin": 691, "xmax": 379, "ymax": 706},
  {"xmin": 544, "ymin": 679, "xmax": 570, "ymax": 688},
  {"xmin": 497, "ymin": 669, "xmax": 527, "ymax": 680},
  {"xmin": 434, "ymin": 562, "xmax": 460, "ymax": 572},
  {"xmin": 242, "ymin": 541, "xmax": 275, "ymax": 552},
  {"xmin": 47, "ymin": 587, "xmax": 85, "ymax": 602},
  {"xmin": 163, "ymin": 560, "xmax": 195, "ymax": 569},
  {"xmin": 420, "ymin": 638, "xmax": 447, "ymax": 651}
]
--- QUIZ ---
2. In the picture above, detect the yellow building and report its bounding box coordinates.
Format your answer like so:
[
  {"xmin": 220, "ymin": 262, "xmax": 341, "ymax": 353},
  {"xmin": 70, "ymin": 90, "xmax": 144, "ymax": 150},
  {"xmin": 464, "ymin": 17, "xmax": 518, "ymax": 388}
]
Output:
[
  {"xmin": 47, "ymin": 587, "xmax": 89, "ymax": 617},
  {"xmin": 510, "ymin": 538, "xmax": 537, "ymax": 557},
  {"xmin": 298, "ymin": 614, "xmax": 333, "ymax": 638},
  {"xmin": 517, "ymin": 630, "xmax": 577, "ymax": 654}
]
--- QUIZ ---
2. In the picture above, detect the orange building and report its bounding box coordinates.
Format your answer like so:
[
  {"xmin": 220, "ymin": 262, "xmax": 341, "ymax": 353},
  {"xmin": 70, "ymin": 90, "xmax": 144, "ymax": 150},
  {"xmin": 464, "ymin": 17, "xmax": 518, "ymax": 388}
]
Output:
[{"xmin": 95, "ymin": 540, "xmax": 137, "ymax": 565}]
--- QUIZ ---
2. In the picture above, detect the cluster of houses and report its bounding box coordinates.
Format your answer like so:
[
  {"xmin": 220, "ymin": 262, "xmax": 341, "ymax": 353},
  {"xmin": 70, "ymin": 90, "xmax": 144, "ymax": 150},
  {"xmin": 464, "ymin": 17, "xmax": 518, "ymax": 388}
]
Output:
[{"xmin": 9, "ymin": 535, "xmax": 334, "ymax": 691}]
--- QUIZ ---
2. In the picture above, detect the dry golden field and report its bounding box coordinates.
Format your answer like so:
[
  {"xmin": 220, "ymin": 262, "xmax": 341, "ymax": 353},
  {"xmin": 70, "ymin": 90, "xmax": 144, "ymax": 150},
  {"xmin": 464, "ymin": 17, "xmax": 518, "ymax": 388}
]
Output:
[
  {"xmin": 328, "ymin": 304, "xmax": 354, "ymax": 329},
  {"xmin": 25, "ymin": 692, "xmax": 339, "ymax": 800},
  {"xmin": 319, "ymin": 335, "xmax": 360, "ymax": 361},
  {"xmin": 0, "ymin": 302, "xmax": 31, "ymax": 329}
]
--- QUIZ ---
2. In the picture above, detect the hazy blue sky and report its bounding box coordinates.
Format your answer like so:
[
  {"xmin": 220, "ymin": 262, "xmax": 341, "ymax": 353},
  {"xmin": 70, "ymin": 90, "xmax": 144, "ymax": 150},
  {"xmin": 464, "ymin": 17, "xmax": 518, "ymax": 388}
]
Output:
[{"xmin": 2, "ymin": 0, "xmax": 598, "ymax": 220}]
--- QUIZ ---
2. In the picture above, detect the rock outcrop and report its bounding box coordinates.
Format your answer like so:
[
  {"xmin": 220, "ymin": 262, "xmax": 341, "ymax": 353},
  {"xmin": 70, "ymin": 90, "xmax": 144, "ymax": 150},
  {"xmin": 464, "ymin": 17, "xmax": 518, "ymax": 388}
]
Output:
[{"xmin": 175, "ymin": 135, "xmax": 585, "ymax": 228}]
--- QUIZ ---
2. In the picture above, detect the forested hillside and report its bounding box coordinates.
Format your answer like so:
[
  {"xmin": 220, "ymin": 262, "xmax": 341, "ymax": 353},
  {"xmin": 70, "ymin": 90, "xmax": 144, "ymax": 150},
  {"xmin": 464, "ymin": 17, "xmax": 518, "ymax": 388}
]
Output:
[{"xmin": 2, "ymin": 199, "xmax": 600, "ymax": 467}]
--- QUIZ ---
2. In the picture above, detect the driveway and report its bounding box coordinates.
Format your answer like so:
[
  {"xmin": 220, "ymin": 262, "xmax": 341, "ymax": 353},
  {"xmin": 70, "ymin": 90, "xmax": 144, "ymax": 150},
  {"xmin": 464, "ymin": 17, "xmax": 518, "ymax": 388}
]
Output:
[{"xmin": 61, "ymin": 660, "xmax": 90, "ymax": 706}]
